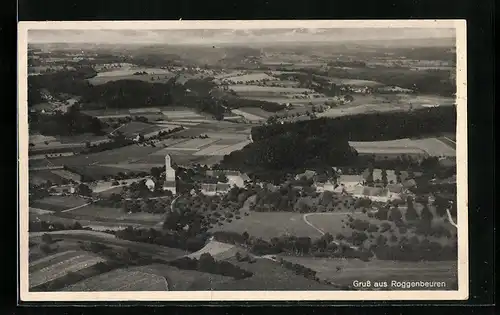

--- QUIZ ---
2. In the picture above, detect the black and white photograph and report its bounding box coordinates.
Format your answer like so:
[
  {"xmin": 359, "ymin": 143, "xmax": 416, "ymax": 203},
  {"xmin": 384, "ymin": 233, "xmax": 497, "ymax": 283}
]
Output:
[{"xmin": 18, "ymin": 20, "xmax": 468, "ymax": 301}]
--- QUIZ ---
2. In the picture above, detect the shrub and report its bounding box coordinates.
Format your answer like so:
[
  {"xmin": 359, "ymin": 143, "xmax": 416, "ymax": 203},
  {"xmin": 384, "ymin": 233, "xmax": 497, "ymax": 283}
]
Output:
[
  {"xmin": 40, "ymin": 244, "xmax": 52, "ymax": 254},
  {"xmin": 41, "ymin": 233, "xmax": 53, "ymax": 244}
]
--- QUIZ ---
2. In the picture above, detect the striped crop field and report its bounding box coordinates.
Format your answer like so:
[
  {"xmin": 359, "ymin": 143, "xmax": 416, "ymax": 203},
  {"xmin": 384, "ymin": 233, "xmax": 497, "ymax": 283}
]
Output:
[
  {"xmin": 229, "ymin": 85, "xmax": 312, "ymax": 93},
  {"xmin": 204, "ymin": 132, "xmax": 250, "ymax": 140},
  {"xmin": 29, "ymin": 250, "xmax": 80, "ymax": 270},
  {"xmin": 223, "ymin": 73, "xmax": 275, "ymax": 82},
  {"xmin": 51, "ymin": 169, "xmax": 82, "ymax": 182},
  {"xmin": 210, "ymin": 140, "xmax": 251, "ymax": 155},
  {"xmin": 156, "ymin": 138, "xmax": 191, "ymax": 147},
  {"xmin": 193, "ymin": 145, "xmax": 231, "ymax": 156},
  {"xmin": 168, "ymin": 138, "xmax": 219, "ymax": 150},
  {"xmin": 29, "ymin": 252, "xmax": 106, "ymax": 289},
  {"xmin": 212, "ymin": 138, "xmax": 244, "ymax": 146},
  {"xmin": 62, "ymin": 268, "xmax": 168, "ymax": 291},
  {"xmin": 231, "ymin": 109, "xmax": 266, "ymax": 122},
  {"xmin": 128, "ymin": 107, "xmax": 163, "ymax": 114},
  {"xmin": 161, "ymin": 110, "xmax": 203, "ymax": 119}
]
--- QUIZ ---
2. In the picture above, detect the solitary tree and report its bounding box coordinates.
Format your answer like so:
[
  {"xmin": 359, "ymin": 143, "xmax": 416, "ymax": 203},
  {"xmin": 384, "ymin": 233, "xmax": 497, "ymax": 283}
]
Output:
[
  {"xmin": 405, "ymin": 196, "xmax": 419, "ymax": 221},
  {"xmin": 76, "ymin": 183, "xmax": 92, "ymax": 197},
  {"xmin": 381, "ymin": 169, "xmax": 388, "ymax": 187}
]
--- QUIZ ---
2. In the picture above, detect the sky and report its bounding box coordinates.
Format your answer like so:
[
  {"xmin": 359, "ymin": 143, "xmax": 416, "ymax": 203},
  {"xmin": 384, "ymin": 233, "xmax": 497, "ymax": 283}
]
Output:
[{"xmin": 28, "ymin": 28, "xmax": 455, "ymax": 45}]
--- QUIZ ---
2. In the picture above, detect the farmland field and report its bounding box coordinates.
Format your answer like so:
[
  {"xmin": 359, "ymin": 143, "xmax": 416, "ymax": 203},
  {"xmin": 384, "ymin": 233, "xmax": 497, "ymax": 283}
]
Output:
[
  {"xmin": 278, "ymin": 256, "xmax": 457, "ymax": 288},
  {"xmin": 49, "ymin": 145, "xmax": 161, "ymax": 166},
  {"xmin": 117, "ymin": 121, "xmax": 165, "ymax": 137},
  {"xmin": 241, "ymin": 96, "xmax": 335, "ymax": 106},
  {"xmin": 29, "ymin": 134, "xmax": 57, "ymax": 144},
  {"xmin": 62, "ymin": 268, "xmax": 168, "ymax": 291},
  {"xmin": 317, "ymin": 94, "xmax": 455, "ymax": 118},
  {"xmin": 232, "ymin": 107, "xmax": 274, "ymax": 119},
  {"xmin": 125, "ymin": 264, "xmax": 232, "ymax": 291},
  {"xmin": 132, "ymin": 152, "xmax": 208, "ymax": 166},
  {"xmin": 223, "ymin": 73, "xmax": 276, "ymax": 82},
  {"xmin": 212, "ymin": 138, "xmax": 245, "ymax": 146},
  {"xmin": 51, "ymin": 169, "xmax": 82, "ymax": 182},
  {"xmin": 30, "ymin": 230, "xmax": 188, "ymax": 260},
  {"xmin": 29, "ymin": 251, "xmax": 106, "ymax": 289},
  {"xmin": 161, "ymin": 110, "xmax": 204, "ymax": 119},
  {"xmin": 193, "ymin": 145, "xmax": 231, "ymax": 156},
  {"xmin": 30, "ymin": 250, "xmax": 91, "ymax": 272},
  {"xmin": 203, "ymin": 132, "xmax": 250, "ymax": 140},
  {"xmin": 229, "ymin": 85, "xmax": 314, "ymax": 94},
  {"xmin": 167, "ymin": 138, "xmax": 220, "ymax": 150},
  {"xmin": 29, "ymin": 196, "xmax": 89, "ymax": 212},
  {"xmin": 349, "ymin": 137, "xmax": 456, "ymax": 157},
  {"xmin": 57, "ymin": 134, "xmax": 110, "ymax": 144},
  {"xmin": 66, "ymin": 165, "xmax": 146, "ymax": 180},
  {"xmin": 328, "ymin": 78, "xmax": 384, "ymax": 87},
  {"xmin": 186, "ymin": 241, "xmax": 237, "ymax": 260},
  {"xmin": 213, "ymin": 257, "xmax": 335, "ymax": 290},
  {"xmin": 209, "ymin": 211, "xmax": 327, "ymax": 240},
  {"xmin": 212, "ymin": 141, "xmax": 251, "ymax": 155},
  {"xmin": 29, "ymin": 211, "xmax": 146, "ymax": 231},
  {"xmin": 231, "ymin": 109, "xmax": 267, "ymax": 122},
  {"xmin": 29, "ymin": 170, "xmax": 67, "ymax": 185},
  {"xmin": 88, "ymin": 68, "xmax": 174, "ymax": 85},
  {"xmin": 66, "ymin": 205, "xmax": 164, "ymax": 224}
]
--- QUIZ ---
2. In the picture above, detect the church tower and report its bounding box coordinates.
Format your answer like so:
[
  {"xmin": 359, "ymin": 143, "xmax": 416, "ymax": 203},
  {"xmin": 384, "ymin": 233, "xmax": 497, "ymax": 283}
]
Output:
[{"xmin": 163, "ymin": 154, "xmax": 177, "ymax": 194}]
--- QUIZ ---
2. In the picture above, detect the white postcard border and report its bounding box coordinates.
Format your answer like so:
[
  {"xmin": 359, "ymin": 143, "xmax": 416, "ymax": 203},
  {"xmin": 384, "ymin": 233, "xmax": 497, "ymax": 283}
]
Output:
[{"xmin": 18, "ymin": 19, "xmax": 468, "ymax": 302}]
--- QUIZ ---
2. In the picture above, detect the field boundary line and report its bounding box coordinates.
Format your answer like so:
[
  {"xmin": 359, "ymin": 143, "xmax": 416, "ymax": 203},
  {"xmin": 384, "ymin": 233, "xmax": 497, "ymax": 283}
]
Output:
[
  {"xmin": 443, "ymin": 136, "xmax": 456, "ymax": 144},
  {"xmin": 60, "ymin": 202, "xmax": 92, "ymax": 213},
  {"xmin": 302, "ymin": 212, "xmax": 351, "ymax": 236},
  {"xmin": 446, "ymin": 209, "xmax": 458, "ymax": 228}
]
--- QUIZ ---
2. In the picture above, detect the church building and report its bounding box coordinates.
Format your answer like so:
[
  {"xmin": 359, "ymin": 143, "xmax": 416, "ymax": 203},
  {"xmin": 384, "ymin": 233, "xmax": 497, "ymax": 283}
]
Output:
[{"xmin": 163, "ymin": 154, "xmax": 177, "ymax": 195}]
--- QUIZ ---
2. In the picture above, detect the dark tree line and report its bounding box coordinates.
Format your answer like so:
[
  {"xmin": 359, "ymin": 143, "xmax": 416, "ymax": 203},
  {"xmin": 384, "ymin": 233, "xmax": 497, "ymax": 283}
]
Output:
[
  {"xmin": 29, "ymin": 220, "xmax": 85, "ymax": 232},
  {"xmin": 29, "ymin": 106, "xmax": 105, "ymax": 136},
  {"xmin": 251, "ymin": 106, "xmax": 456, "ymax": 142},
  {"xmin": 115, "ymin": 226, "xmax": 208, "ymax": 252},
  {"xmin": 221, "ymin": 127, "xmax": 357, "ymax": 175}
]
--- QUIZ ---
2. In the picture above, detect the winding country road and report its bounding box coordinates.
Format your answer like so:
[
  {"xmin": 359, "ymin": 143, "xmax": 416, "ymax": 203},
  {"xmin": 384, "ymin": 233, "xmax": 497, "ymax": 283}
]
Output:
[
  {"xmin": 446, "ymin": 209, "xmax": 458, "ymax": 228},
  {"xmin": 302, "ymin": 212, "xmax": 352, "ymax": 236}
]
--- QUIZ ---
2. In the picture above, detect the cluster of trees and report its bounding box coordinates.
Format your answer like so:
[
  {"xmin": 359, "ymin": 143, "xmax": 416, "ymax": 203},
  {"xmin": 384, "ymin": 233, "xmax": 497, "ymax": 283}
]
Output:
[
  {"xmin": 119, "ymin": 197, "xmax": 173, "ymax": 214},
  {"xmin": 29, "ymin": 185, "xmax": 51, "ymax": 200},
  {"xmin": 221, "ymin": 125, "xmax": 357, "ymax": 178},
  {"xmin": 81, "ymin": 241, "xmax": 162, "ymax": 267},
  {"xmin": 336, "ymin": 201, "xmax": 458, "ymax": 261},
  {"xmin": 370, "ymin": 237, "xmax": 457, "ymax": 261},
  {"xmin": 29, "ymin": 106, "xmax": 104, "ymax": 136},
  {"xmin": 211, "ymin": 231, "xmax": 372, "ymax": 261},
  {"xmin": 251, "ymin": 106, "xmax": 456, "ymax": 142},
  {"xmin": 251, "ymin": 187, "xmax": 358, "ymax": 213},
  {"xmin": 170, "ymin": 253, "xmax": 253, "ymax": 280},
  {"xmin": 279, "ymin": 258, "xmax": 317, "ymax": 280},
  {"xmin": 82, "ymin": 136, "xmax": 134, "ymax": 154},
  {"xmin": 222, "ymin": 96, "xmax": 286, "ymax": 113},
  {"xmin": 28, "ymin": 67, "xmax": 97, "ymax": 107},
  {"xmin": 115, "ymin": 226, "xmax": 208, "ymax": 252},
  {"xmin": 327, "ymin": 61, "xmax": 367, "ymax": 68}
]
